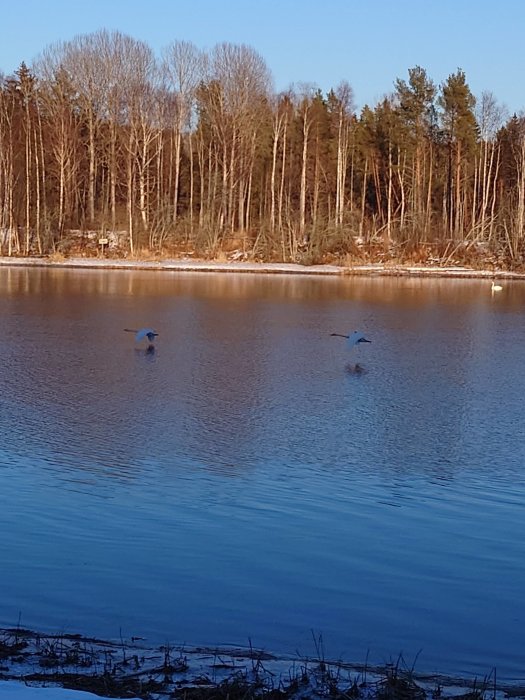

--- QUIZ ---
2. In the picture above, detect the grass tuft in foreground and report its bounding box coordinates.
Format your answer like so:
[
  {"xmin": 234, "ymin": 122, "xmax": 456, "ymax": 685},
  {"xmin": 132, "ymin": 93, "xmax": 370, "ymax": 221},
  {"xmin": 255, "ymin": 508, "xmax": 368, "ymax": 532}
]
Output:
[{"xmin": 0, "ymin": 627, "xmax": 523, "ymax": 700}]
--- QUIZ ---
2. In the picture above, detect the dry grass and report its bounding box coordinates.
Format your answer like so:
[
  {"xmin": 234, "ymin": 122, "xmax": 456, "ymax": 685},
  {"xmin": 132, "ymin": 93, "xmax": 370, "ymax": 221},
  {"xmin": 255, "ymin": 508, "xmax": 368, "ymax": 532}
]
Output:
[
  {"xmin": 47, "ymin": 251, "xmax": 67, "ymax": 263},
  {"xmin": 5, "ymin": 227, "xmax": 525, "ymax": 274},
  {"xmin": 0, "ymin": 627, "xmax": 517, "ymax": 700}
]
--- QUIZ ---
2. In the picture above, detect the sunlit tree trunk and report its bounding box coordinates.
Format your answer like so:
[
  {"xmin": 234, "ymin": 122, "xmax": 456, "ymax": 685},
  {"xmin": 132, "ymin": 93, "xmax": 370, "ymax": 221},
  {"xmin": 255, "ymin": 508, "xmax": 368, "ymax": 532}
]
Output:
[
  {"xmin": 188, "ymin": 131, "xmax": 195, "ymax": 233},
  {"xmin": 33, "ymin": 113, "xmax": 42, "ymax": 253},
  {"xmin": 299, "ymin": 97, "xmax": 312, "ymax": 239},
  {"xmin": 270, "ymin": 106, "xmax": 285, "ymax": 234},
  {"xmin": 127, "ymin": 129, "xmax": 134, "ymax": 254},
  {"xmin": 360, "ymin": 157, "xmax": 368, "ymax": 239},
  {"xmin": 514, "ymin": 138, "xmax": 525, "ymax": 256},
  {"xmin": 0, "ymin": 86, "xmax": 17, "ymax": 254},
  {"xmin": 278, "ymin": 113, "xmax": 288, "ymax": 240},
  {"xmin": 162, "ymin": 41, "xmax": 203, "ymax": 227},
  {"xmin": 334, "ymin": 82, "xmax": 353, "ymax": 227}
]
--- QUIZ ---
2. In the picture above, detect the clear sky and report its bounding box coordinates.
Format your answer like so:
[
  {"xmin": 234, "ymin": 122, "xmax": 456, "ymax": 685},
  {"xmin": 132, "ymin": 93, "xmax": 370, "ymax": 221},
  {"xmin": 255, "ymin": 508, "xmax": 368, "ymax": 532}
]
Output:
[{"xmin": 1, "ymin": 0, "xmax": 523, "ymax": 115}]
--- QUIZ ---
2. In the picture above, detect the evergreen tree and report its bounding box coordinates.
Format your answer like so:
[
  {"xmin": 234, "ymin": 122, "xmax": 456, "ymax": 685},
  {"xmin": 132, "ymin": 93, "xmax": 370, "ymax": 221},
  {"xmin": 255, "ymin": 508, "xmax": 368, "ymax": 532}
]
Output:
[{"xmin": 438, "ymin": 69, "xmax": 478, "ymax": 237}]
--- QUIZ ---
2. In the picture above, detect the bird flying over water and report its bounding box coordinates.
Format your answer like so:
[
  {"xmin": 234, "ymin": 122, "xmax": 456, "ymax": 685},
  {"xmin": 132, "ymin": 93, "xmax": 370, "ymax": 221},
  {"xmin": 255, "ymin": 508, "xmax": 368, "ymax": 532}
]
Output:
[
  {"xmin": 330, "ymin": 330, "xmax": 371, "ymax": 348},
  {"xmin": 331, "ymin": 330, "xmax": 371, "ymax": 374},
  {"xmin": 124, "ymin": 328, "xmax": 159, "ymax": 343}
]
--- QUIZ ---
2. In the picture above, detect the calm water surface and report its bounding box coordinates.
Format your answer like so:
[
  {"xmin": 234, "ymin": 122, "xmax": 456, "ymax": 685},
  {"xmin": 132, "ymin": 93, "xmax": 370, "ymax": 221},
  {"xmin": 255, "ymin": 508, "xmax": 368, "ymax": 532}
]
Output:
[{"xmin": 0, "ymin": 267, "xmax": 524, "ymax": 681}]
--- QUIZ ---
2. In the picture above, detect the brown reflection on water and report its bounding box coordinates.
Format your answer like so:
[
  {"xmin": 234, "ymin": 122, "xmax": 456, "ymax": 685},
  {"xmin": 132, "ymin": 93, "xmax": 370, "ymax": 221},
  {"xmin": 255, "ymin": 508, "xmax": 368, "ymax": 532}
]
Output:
[
  {"xmin": 1, "ymin": 265, "xmax": 525, "ymax": 489},
  {"xmin": 3, "ymin": 264, "xmax": 524, "ymax": 312},
  {"xmin": 2, "ymin": 264, "xmax": 524, "ymax": 306},
  {"xmin": 2, "ymin": 265, "xmax": 525, "ymax": 681}
]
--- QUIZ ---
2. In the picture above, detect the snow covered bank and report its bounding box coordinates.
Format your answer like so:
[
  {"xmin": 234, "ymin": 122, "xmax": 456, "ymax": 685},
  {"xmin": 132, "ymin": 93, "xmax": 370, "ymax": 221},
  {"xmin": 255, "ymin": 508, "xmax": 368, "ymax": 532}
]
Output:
[
  {"xmin": 1, "ymin": 255, "xmax": 525, "ymax": 279},
  {"xmin": 0, "ymin": 681, "xmax": 137, "ymax": 699},
  {"xmin": 1, "ymin": 627, "xmax": 522, "ymax": 700}
]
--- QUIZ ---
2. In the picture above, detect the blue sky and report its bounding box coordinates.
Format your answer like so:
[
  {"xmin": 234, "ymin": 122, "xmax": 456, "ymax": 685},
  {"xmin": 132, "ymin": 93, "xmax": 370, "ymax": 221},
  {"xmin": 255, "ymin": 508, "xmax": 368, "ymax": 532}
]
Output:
[{"xmin": 1, "ymin": 0, "xmax": 523, "ymax": 114}]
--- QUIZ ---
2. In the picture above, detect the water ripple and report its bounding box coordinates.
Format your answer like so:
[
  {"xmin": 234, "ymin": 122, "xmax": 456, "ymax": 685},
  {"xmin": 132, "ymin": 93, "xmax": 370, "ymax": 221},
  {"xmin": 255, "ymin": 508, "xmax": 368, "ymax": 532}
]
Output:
[{"xmin": 1, "ymin": 270, "xmax": 525, "ymax": 680}]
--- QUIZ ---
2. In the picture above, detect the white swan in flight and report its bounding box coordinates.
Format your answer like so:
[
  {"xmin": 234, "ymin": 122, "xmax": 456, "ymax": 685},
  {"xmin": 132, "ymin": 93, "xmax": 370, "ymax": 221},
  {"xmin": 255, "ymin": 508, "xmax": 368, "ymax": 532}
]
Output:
[
  {"xmin": 124, "ymin": 328, "xmax": 159, "ymax": 343},
  {"xmin": 330, "ymin": 330, "xmax": 371, "ymax": 348}
]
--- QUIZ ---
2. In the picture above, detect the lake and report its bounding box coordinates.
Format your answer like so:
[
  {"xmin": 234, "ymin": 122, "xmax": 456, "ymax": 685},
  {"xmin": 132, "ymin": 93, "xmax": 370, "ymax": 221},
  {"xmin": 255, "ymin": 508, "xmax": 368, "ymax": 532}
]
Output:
[{"xmin": 0, "ymin": 266, "xmax": 524, "ymax": 682}]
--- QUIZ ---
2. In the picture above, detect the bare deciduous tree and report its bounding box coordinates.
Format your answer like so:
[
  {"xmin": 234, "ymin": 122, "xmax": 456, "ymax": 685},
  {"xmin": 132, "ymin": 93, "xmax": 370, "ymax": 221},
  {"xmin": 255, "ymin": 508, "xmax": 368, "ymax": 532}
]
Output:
[{"xmin": 162, "ymin": 40, "xmax": 204, "ymax": 227}]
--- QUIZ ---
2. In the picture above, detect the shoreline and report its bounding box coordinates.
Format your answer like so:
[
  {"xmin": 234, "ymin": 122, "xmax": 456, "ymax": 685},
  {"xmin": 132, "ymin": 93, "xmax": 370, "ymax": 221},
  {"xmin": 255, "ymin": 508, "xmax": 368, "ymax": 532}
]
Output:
[
  {"xmin": 1, "ymin": 626, "xmax": 523, "ymax": 700},
  {"xmin": 1, "ymin": 255, "xmax": 525, "ymax": 279}
]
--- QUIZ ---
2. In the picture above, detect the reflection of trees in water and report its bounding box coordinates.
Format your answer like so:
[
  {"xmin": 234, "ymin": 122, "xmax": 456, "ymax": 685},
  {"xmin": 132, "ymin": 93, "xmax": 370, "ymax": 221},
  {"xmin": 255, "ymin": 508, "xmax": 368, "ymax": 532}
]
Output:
[
  {"xmin": 2, "ymin": 267, "xmax": 525, "ymax": 491},
  {"xmin": 3, "ymin": 266, "xmax": 525, "ymax": 310}
]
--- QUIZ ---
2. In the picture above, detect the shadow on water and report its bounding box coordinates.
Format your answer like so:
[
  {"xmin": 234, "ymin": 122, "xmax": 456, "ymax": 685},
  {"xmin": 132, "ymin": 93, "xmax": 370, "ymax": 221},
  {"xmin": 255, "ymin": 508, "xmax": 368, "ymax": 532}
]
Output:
[
  {"xmin": 345, "ymin": 362, "xmax": 368, "ymax": 375},
  {"xmin": 134, "ymin": 344, "xmax": 156, "ymax": 359}
]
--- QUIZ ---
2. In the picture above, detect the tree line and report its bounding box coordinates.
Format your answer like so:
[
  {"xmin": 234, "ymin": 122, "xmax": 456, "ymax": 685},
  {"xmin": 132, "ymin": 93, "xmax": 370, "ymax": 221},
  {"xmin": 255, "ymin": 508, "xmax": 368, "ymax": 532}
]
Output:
[{"xmin": 1, "ymin": 29, "xmax": 525, "ymax": 265}]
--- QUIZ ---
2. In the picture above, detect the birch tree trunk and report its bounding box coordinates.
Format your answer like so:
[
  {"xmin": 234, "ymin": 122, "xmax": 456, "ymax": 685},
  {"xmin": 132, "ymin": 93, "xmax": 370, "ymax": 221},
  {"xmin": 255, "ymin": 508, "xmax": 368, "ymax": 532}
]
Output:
[{"xmin": 299, "ymin": 97, "xmax": 312, "ymax": 240}]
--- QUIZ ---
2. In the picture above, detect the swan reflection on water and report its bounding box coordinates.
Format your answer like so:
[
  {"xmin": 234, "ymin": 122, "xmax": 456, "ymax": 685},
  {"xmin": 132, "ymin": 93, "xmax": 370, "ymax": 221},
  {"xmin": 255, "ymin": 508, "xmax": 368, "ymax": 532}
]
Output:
[
  {"xmin": 345, "ymin": 362, "xmax": 368, "ymax": 375},
  {"xmin": 137, "ymin": 344, "xmax": 156, "ymax": 357}
]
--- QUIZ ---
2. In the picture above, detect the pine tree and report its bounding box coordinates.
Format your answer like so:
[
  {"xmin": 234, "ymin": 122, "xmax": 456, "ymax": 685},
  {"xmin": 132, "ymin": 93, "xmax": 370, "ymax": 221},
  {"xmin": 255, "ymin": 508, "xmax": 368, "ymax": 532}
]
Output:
[{"xmin": 438, "ymin": 69, "xmax": 477, "ymax": 238}]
